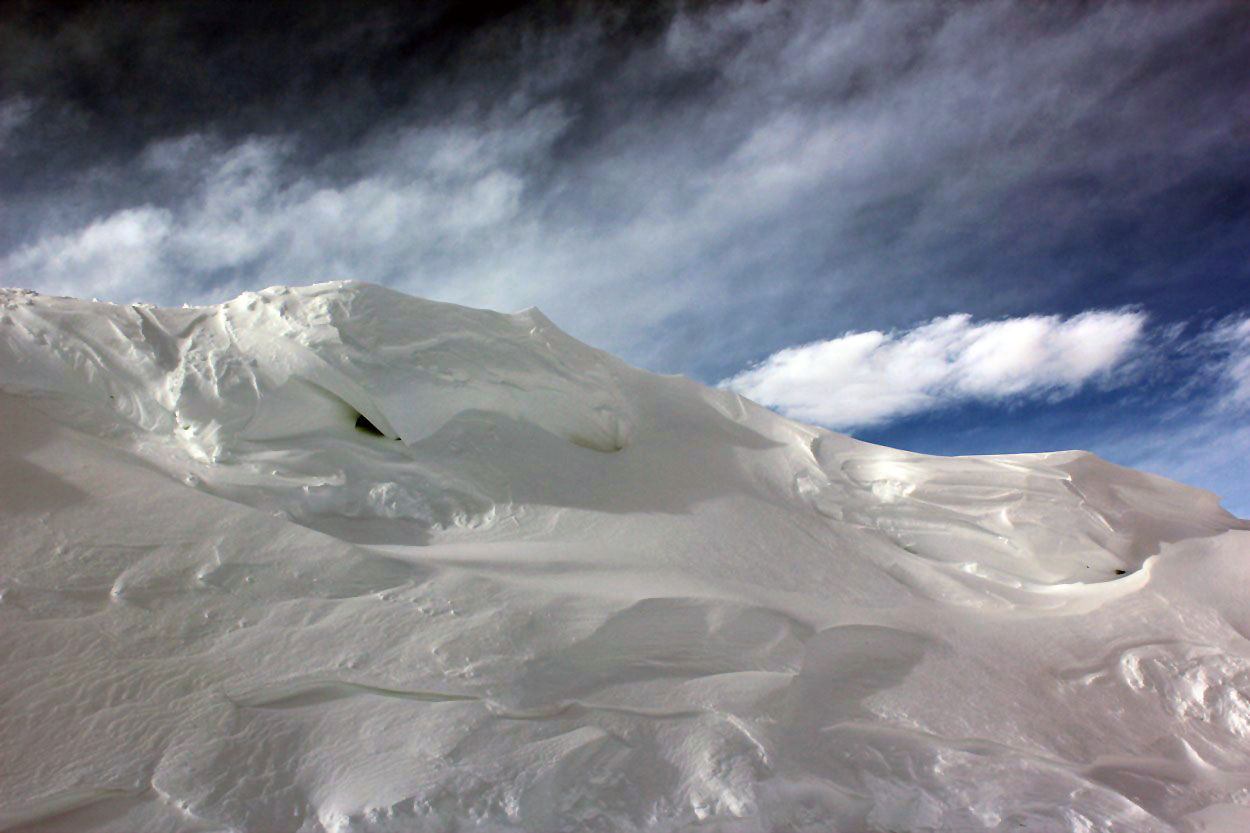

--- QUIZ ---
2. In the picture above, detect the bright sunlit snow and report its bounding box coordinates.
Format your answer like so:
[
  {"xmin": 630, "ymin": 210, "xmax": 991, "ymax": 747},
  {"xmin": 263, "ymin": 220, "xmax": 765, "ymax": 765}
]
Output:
[{"xmin": 1, "ymin": 281, "xmax": 1248, "ymax": 832}]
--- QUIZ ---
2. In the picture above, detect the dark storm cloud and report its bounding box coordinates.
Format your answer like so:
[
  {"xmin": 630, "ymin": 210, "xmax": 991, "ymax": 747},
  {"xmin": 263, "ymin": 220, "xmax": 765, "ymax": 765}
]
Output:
[
  {"xmin": 2, "ymin": 0, "xmax": 1248, "ymax": 377},
  {"xmin": 0, "ymin": 0, "xmax": 695, "ymax": 181}
]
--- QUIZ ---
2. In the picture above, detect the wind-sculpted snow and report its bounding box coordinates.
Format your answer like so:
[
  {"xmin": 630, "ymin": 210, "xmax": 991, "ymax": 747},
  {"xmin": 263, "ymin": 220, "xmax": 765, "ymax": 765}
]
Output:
[
  {"xmin": 1, "ymin": 283, "xmax": 629, "ymax": 534},
  {"xmin": 1, "ymin": 282, "xmax": 1248, "ymax": 832}
]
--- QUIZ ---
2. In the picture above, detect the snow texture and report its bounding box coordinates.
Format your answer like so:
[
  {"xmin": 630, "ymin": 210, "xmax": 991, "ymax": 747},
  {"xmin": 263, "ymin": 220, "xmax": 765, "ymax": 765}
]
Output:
[{"xmin": 1, "ymin": 281, "xmax": 1248, "ymax": 832}]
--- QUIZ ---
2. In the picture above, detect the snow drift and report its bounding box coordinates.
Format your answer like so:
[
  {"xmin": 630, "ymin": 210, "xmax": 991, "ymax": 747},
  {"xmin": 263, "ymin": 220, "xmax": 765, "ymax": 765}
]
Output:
[{"xmin": 1, "ymin": 281, "xmax": 1248, "ymax": 832}]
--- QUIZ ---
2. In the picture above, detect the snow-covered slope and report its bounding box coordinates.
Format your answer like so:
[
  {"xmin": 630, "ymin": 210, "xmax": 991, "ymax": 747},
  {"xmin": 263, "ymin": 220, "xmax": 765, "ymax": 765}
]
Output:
[{"xmin": 1, "ymin": 281, "xmax": 1248, "ymax": 833}]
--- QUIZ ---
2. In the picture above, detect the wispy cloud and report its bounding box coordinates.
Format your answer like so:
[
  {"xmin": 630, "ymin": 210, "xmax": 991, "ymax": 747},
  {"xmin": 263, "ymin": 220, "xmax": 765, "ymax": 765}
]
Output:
[
  {"xmin": 2, "ymin": 1, "xmax": 1246, "ymax": 374},
  {"xmin": 1, "ymin": 113, "xmax": 556, "ymax": 302},
  {"xmin": 1206, "ymin": 315, "xmax": 1250, "ymax": 410},
  {"xmin": 720, "ymin": 310, "xmax": 1148, "ymax": 428},
  {"xmin": 4, "ymin": 206, "xmax": 173, "ymax": 299}
]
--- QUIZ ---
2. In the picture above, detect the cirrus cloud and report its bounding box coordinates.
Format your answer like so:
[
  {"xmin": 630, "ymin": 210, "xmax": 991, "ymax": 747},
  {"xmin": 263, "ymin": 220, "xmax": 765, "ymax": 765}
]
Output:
[{"xmin": 1204, "ymin": 315, "xmax": 1250, "ymax": 410}]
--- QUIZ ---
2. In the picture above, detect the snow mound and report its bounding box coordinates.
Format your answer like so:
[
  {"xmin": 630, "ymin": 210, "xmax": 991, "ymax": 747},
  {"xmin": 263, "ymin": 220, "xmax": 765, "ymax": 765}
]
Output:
[
  {"xmin": 1, "ymin": 281, "xmax": 629, "ymax": 454},
  {"xmin": 1, "ymin": 282, "xmax": 1248, "ymax": 832}
]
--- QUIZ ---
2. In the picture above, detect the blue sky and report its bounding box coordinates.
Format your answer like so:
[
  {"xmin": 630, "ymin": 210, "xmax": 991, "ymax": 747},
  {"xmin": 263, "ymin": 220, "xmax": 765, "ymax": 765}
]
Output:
[{"xmin": 1, "ymin": 0, "xmax": 1248, "ymax": 513}]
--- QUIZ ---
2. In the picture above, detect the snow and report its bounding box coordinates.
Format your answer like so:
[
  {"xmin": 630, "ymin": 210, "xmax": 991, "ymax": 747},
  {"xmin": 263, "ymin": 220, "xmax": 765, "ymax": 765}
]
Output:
[{"xmin": 1, "ymin": 280, "xmax": 1248, "ymax": 832}]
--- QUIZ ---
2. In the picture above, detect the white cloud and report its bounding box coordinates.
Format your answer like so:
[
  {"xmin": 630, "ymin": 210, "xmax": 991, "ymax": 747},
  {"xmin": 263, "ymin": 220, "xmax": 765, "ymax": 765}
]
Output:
[
  {"xmin": 1208, "ymin": 316, "xmax": 1250, "ymax": 410},
  {"xmin": 1, "ymin": 122, "xmax": 539, "ymax": 304},
  {"xmin": 721, "ymin": 310, "xmax": 1148, "ymax": 429},
  {"xmin": 3, "ymin": 207, "xmax": 173, "ymax": 299}
]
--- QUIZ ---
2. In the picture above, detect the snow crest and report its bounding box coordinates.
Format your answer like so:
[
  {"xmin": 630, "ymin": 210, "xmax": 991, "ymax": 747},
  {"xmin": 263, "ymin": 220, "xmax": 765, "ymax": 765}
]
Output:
[
  {"xmin": 1, "ymin": 281, "xmax": 630, "ymax": 454},
  {"xmin": 1, "ymin": 282, "xmax": 630, "ymax": 530}
]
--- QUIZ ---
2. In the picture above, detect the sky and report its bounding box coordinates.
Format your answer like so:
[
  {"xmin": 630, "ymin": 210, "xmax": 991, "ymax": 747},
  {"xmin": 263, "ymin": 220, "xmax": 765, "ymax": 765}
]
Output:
[{"xmin": 2, "ymin": 0, "xmax": 1248, "ymax": 514}]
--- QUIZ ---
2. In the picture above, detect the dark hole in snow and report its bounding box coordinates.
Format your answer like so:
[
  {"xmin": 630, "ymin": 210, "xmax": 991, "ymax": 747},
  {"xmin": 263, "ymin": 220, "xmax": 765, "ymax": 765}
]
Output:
[{"xmin": 355, "ymin": 413, "xmax": 385, "ymax": 437}]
